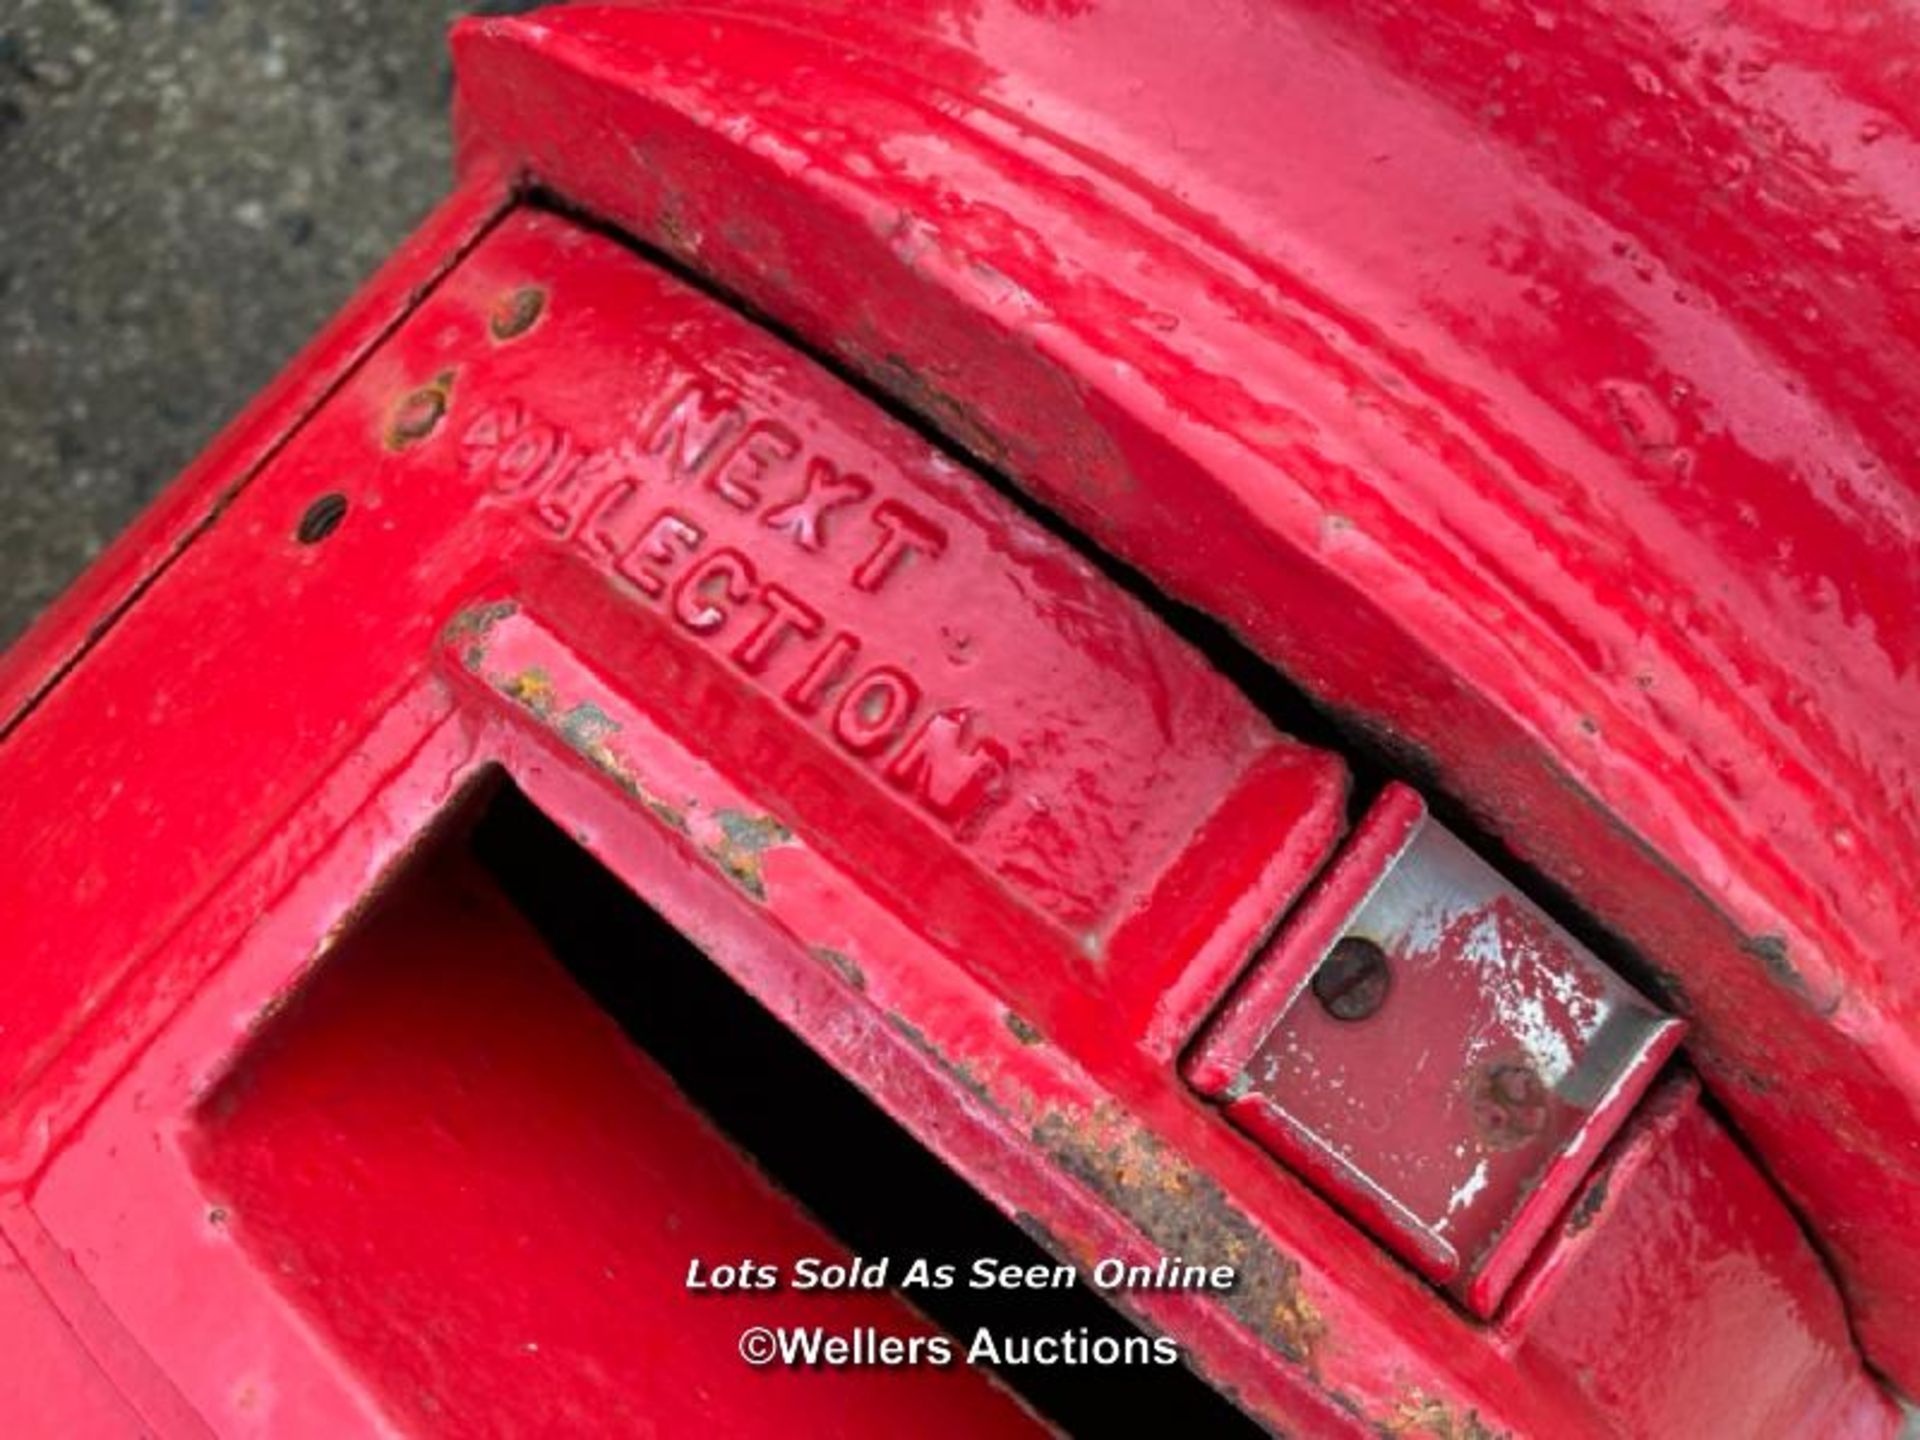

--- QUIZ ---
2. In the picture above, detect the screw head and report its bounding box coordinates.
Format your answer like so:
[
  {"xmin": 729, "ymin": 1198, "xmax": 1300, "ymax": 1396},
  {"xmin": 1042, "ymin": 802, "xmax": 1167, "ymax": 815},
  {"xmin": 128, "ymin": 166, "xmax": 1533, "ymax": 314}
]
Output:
[
  {"xmin": 1473, "ymin": 1060, "xmax": 1550, "ymax": 1147},
  {"xmin": 1311, "ymin": 935, "xmax": 1391, "ymax": 1022}
]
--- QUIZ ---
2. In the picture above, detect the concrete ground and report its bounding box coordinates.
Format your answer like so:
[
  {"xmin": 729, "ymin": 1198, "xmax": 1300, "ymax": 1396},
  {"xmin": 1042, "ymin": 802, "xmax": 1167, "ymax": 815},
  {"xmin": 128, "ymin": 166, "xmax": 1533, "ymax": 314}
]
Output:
[{"xmin": 0, "ymin": 0, "xmax": 527, "ymax": 650}]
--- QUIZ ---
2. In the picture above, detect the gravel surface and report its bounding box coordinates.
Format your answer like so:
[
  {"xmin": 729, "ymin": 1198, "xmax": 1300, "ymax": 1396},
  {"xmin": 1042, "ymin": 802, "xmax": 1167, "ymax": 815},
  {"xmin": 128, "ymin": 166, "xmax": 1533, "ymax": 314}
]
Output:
[{"xmin": 0, "ymin": 0, "xmax": 525, "ymax": 649}]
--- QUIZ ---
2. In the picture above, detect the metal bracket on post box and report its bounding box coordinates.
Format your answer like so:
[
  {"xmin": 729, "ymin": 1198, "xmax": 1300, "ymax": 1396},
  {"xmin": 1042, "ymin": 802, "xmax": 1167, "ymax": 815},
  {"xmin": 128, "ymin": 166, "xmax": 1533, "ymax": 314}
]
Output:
[{"xmin": 1188, "ymin": 782, "xmax": 1683, "ymax": 1316}]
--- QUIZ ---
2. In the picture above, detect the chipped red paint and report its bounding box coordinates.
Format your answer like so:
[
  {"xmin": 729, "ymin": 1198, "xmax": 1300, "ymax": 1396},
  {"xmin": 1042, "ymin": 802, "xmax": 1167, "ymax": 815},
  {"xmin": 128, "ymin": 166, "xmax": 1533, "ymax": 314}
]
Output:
[{"xmin": 0, "ymin": 3, "xmax": 1908, "ymax": 1434}]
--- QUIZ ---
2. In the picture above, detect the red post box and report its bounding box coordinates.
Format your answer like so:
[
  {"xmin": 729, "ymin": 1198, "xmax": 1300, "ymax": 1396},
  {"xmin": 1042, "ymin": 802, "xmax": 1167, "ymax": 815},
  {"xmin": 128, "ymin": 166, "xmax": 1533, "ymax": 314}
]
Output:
[{"xmin": 3, "ymin": 4, "xmax": 1915, "ymax": 1435}]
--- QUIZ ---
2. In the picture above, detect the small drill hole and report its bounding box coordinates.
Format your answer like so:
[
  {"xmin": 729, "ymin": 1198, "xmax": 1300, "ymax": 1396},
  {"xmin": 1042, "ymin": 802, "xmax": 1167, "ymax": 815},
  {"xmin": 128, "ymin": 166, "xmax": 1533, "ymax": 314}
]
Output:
[
  {"xmin": 489, "ymin": 285, "xmax": 547, "ymax": 341},
  {"xmin": 296, "ymin": 492, "xmax": 349, "ymax": 546}
]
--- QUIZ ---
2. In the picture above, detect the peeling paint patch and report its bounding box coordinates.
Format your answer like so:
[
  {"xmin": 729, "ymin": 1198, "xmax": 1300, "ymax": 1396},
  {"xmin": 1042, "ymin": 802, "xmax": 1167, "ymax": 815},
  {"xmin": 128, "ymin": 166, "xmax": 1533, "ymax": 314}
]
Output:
[
  {"xmin": 1388, "ymin": 1392, "xmax": 1506, "ymax": 1440},
  {"xmin": 475, "ymin": 649, "xmax": 799, "ymax": 903},
  {"xmin": 501, "ymin": 666, "xmax": 558, "ymax": 717},
  {"xmin": 1012, "ymin": 1210, "xmax": 1097, "ymax": 1271},
  {"xmin": 717, "ymin": 809, "xmax": 791, "ymax": 852},
  {"xmin": 474, "ymin": 649, "xmax": 698, "ymax": 839},
  {"xmin": 1033, "ymin": 1104, "xmax": 1328, "ymax": 1367},
  {"xmin": 703, "ymin": 809, "xmax": 794, "ymax": 901},
  {"xmin": 556, "ymin": 701, "xmax": 619, "ymax": 750},
  {"xmin": 813, "ymin": 946, "xmax": 866, "ymax": 991},
  {"xmin": 1004, "ymin": 1011, "xmax": 1042, "ymax": 1045},
  {"xmin": 445, "ymin": 601, "xmax": 522, "ymax": 670},
  {"xmin": 644, "ymin": 796, "xmax": 691, "ymax": 834},
  {"xmin": 1566, "ymin": 1168, "xmax": 1610, "ymax": 1236}
]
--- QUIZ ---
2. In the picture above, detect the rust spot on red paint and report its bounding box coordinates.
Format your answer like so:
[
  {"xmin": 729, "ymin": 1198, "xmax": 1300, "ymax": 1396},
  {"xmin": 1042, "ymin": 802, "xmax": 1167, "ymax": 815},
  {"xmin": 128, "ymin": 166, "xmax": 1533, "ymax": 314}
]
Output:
[
  {"xmin": 1032, "ymin": 1104, "xmax": 1329, "ymax": 1368},
  {"xmin": 444, "ymin": 602, "xmax": 517, "ymax": 672},
  {"xmin": 488, "ymin": 285, "xmax": 546, "ymax": 341},
  {"xmin": 388, "ymin": 370, "xmax": 456, "ymax": 449},
  {"xmin": 1566, "ymin": 1167, "xmax": 1610, "ymax": 1236},
  {"xmin": 502, "ymin": 666, "xmax": 558, "ymax": 716},
  {"xmin": 1004, "ymin": 1011, "xmax": 1042, "ymax": 1045},
  {"xmin": 1388, "ymin": 1392, "xmax": 1506, "ymax": 1440},
  {"xmin": 812, "ymin": 947, "xmax": 866, "ymax": 990},
  {"xmin": 482, "ymin": 657, "xmax": 696, "ymax": 839},
  {"xmin": 703, "ymin": 809, "xmax": 793, "ymax": 901},
  {"xmin": 1469, "ymin": 1059, "xmax": 1550, "ymax": 1150},
  {"xmin": 641, "ymin": 795, "xmax": 691, "ymax": 835},
  {"xmin": 442, "ymin": 600, "xmax": 518, "ymax": 648}
]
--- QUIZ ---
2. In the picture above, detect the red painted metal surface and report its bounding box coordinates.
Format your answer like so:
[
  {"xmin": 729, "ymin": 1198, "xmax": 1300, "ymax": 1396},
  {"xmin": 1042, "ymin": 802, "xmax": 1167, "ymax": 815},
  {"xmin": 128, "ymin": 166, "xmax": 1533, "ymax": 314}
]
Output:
[
  {"xmin": 446, "ymin": 0, "xmax": 1920, "ymax": 1395},
  {"xmin": 189, "ymin": 844, "xmax": 1045, "ymax": 1437},
  {"xmin": 0, "ymin": 3, "xmax": 1909, "ymax": 1435}
]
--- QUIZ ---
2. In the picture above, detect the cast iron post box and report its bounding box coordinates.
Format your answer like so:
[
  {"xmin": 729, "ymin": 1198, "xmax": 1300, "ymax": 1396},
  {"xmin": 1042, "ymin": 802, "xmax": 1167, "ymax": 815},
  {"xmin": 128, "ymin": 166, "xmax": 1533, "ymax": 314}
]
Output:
[{"xmin": 3, "ymin": 4, "xmax": 1916, "ymax": 1436}]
